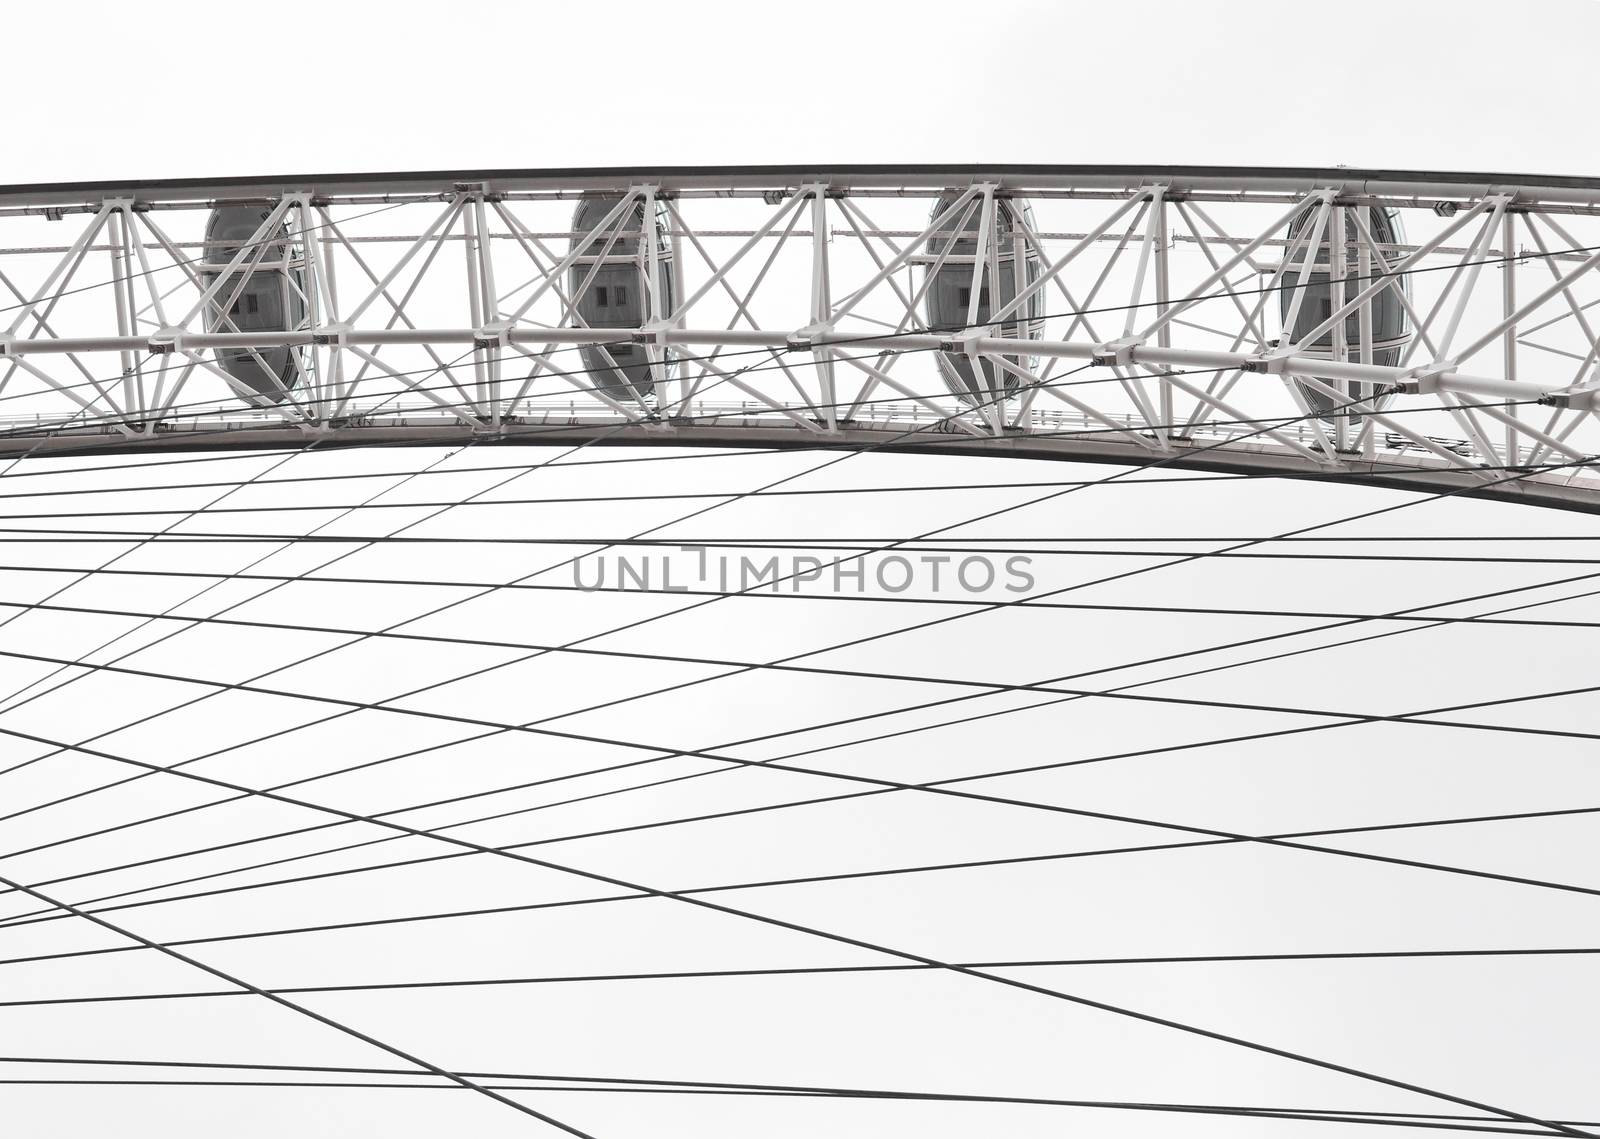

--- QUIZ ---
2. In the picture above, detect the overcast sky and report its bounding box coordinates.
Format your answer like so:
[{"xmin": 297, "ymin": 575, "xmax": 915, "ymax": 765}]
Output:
[{"xmin": 2, "ymin": 0, "xmax": 1595, "ymax": 182}]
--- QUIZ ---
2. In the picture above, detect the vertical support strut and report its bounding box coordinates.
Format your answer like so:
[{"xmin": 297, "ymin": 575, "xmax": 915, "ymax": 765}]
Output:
[
  {"xmin": 289, "ymin": 196, "xmax": 325, "ymax": 421},
  {"xmin": 461, "ymin": 189, "xmax": 488, "ymax": 422},
  {"xmin": 1154, "ymin": 192, "xmax": 1173, "ymax": 436},
  {"xmin": 668, "ymin": 194, "xmax": 688, "ymax": 413},
  {"xmin": 642, "ymin": 184, "xmax": 664, "ymax": 412},
  {"xmin": 303, "ymin": 199, "xmax": 344, "ymax": 415},
  {"xmin": 810, "ymin": 186, "xmax": 836, "ymax": 431},
  {"xmin": 1502, "ymin": 208, "xmax": 1519, "ymax": 465},
  {"xmin": 1356, "ymin": 208, "xmax": 1374, "ymax": 459},
  {"xmin": 1330, "ymin": 201, "xmax": 1348, "ymax": 452},
  {"xmin": 1124, "ymin": 185, "xmax": 1167, "ymax": 442},
  {"xmin": 106, "ymin": 202, "xmax": 139, "ymax": 423},
  {"xmin": 475, "ymin": 192, "xmax": 500, "ymax": 427}
]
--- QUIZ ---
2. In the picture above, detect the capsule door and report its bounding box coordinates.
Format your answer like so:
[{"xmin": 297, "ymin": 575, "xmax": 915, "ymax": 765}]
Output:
[
  {"xmin": 201, "ymin": 206, "xmax": 309, "ymax": 404},
  {"xmin": 569, "ymin": 195, "xmax": 676, "ymax": 403},
  {"xmin": 923, "ymin": 193, "xmax": 1044, "ymax": 406},
  {"xmin": 1278, "ymin": 205, "xmax": 1412, "ymax": 426}
]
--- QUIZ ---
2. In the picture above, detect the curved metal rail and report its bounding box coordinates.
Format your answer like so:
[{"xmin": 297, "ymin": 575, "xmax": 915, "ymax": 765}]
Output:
[{"xmin": 0, "ymin": 165, "xmax": 1597, "ymax": 508}]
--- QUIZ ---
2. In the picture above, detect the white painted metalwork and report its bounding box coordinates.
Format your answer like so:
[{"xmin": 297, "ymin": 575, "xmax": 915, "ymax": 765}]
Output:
[{"xmin": 4, "ymin": 165, "xmax": 1600, "ymax": 509}]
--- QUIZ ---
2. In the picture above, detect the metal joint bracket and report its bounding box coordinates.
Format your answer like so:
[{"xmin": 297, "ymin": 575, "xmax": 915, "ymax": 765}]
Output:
[
  {"xmin": 0, "ymin": 334, "xmax": 14, "ymax": 358},
  {"xmin": 312, "ymin": 323, "xmax": 353, "ymax": 348},
  {"xmin": 147, "ymin": 327, "xmax": 185, "ymax": 355},
  {"xmin": 938, "ymin": 328, "xmax": 992, "ymax": 356},
  {"xmin": 1539, "ymin": 382, "xmax": 1600, "ymax": 410},
  {"xmin": 1092, "ymin": 337, "xmax": 1142, "ymax": 367},
  {"xmin": 1395, "ymin": 361, "xmax": 1456, "ymax": 395},
  {"xmin": 633, "ymin": 318, "xmax": 675, "ymax": 349},
  {"xmin": 1243, "ymin": 350, "xmax": 1298, "ymax": 375},
  {"xmin": 473, "ymin": 320, "xmax": 513, "ymax": 350},
  {"xmin": 786, "ymin": 322, "xmax": 833, "ymax": 353}
]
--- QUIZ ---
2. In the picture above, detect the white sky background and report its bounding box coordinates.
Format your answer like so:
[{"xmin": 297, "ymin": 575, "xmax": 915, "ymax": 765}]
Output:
[
  {"xmin": 0, "ymin": 2, "xmax": 1597, "ymax": 1138},
  {"xmin": 3, "ymin": 0, "xmax": 1598, "ymax": 179}
]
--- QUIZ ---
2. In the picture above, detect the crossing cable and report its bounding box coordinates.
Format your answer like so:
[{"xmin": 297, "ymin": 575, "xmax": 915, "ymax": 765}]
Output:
[
  {"xmin": 3, "ymin": 794, "xmax": 1599, "ymax": 967},
  {"xmin": 7, "ymin": 525, "xmax": 1598, "ymax": 943},
  {"xmin": 0, "ymin": 345, "xmax": 496, "ymax": 730},
  {"xmin": 2, "ymin": 529, "xmax": 1597, "ymax": 560},
  {"xmin": 0, "ymin": 425, "xmax": 1587, "ymax": 1139},
  {"xmin": 5, "ymin": 648, "xmax": 1600, "ymax": 943},
  {"xmin": 6, "ymin": 770, "xmax": 1599, "ymax": 964},
  {"xmin": 0, "ymin": 204, "xmax": 1593, "ymax": 1119},
  {"xmin": 368, "ymin": 402, "xmax": 1596, "ymax": 800},
  {"xmin": 0, "ymin": 361, "xmax": 1143, "ymax": 820},
  {"xmin": 0, "ymin": 1087, "xmax": 1563, "ymax": 1139},
  {"xmin": 0, "ymin": 385, "xmax": 1587, "ymax": 972},
  {"xmin": 11, "ymin": 921, "xmax": 1600, "ymax": 1007},
  {"xmin": 10, "ymin": 378, "xmax": 1517, "ymax": 916},
  {"xmin": 10, "ymin": 544, "xmax": 1600, "ymax": 589},
  {"xmin": 0, "ymin": 869, "xmax": 598, "ymax": 1137},
  {"xmin": 0, "ymin": 348, "xmax": 889, "ymax": 723},
  {"xmin": 5, "ymin": 598, "xmax": 1600, "ymax": 766},
  {"xmin": 4, "ymin": 898, "xmax": 1598, "ymax": 979},
  {"xmin": 8, "ymin": 590, "xmax": 1600, "ymax": 667},
  {"xmin": 4, "ymin": 425, "xmax": 1598, "ymax": 931},
  {"xmin": 0, "ymin": 353, "xmax": 351, "ymax": 685},
  {"xmin": 3, "ymin": 279, "xmax": 1587, "ymax": 1119},
  {"xmin": 0, "ymin": 720, "xmax": 1585, "ymax": 1139},
  {"xmin": 0, "ymin": 1069, "xmax": 1583, "ymax": 1139},
  {"xmin": 5, "ymin": 531, "xmax": 1598, "ymax": 558},
  {"xmin": 0, "ymin": 394, "xmax": 1591, "ymax": 906},
  {"xmin": 0, "ymin": 1055, "xmax": 1579, "ymax": 1139},
  {"xmin": 0, "ymin": 337, "xmax": 807, "ymax": 753},
  {"xmin": 0, "ymin": 374, "xmax": 1493, "ymax": 751},
  {"xmin": 0, "ymin": 1085, "xmax": 1553, "ymax": 1139},
  {"xmin": 0, "ymin": 659, "xmax": 1574, "ymax": 1119},
  {"xmin": 6, "ymin": 556, "xmax": 1595, "ymax": 958},
  {"xmin": 0, "ymin": 363, "xmax": 811, "ymax": 1139}
]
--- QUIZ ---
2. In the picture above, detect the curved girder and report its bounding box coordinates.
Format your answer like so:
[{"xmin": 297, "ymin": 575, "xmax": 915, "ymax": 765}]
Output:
[{"xmin": 0, "ymin": 165, "xmax": 1594, "ymax": 510}]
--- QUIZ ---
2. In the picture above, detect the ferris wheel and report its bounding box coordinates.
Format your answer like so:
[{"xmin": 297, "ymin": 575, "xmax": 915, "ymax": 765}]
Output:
[{"xmin": 0, "ymin": 165, "xmax": 1595, "ymax": 1139}]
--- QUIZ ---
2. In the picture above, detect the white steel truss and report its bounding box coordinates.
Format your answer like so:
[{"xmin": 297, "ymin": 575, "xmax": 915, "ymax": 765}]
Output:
[{"xmin": 2, "ymin": 165, "xmax": 1600, "ymax": 509}]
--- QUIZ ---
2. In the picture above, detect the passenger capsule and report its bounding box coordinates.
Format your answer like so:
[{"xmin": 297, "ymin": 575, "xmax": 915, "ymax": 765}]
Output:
[
  {"xmin": 569, "ymin": 196, "xmax": 676, "ymax": 402},
  {"xmin": 1279, "ymin": 206, "xmax": 1412, "ymax": 421},
  {"xmin": 923, "ymin": 192, "xmax": 1044, "ymax": 405},
  {"xmin": 201, "ymin": 206, "xmax": 308, "ymax": 403}
]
